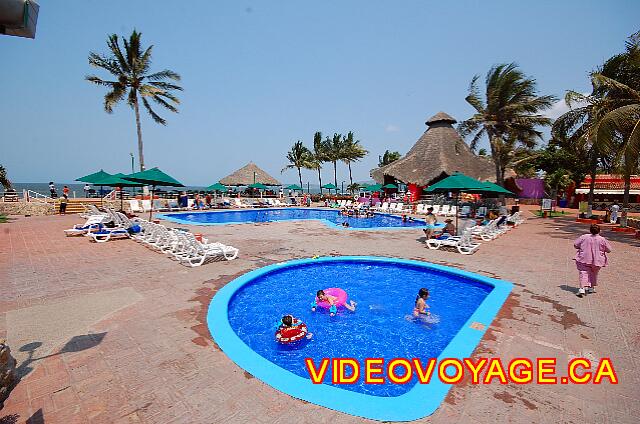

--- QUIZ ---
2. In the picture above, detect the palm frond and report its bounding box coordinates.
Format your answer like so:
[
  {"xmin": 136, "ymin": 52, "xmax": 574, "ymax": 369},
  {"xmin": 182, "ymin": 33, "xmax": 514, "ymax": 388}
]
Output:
[
  {"xmin": 141, "ymin": 96, "xmax": 166, "ymax": 125},
  {"xmin": 146, "ymin": 69, "xmax": 181, "ymax": 81}
]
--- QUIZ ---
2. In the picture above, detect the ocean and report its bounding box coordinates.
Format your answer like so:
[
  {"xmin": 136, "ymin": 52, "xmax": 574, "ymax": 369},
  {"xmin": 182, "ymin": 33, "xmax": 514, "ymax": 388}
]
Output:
[{"xmin": 5, "ymin": 182, "xmax": 375, "ymax": 197}]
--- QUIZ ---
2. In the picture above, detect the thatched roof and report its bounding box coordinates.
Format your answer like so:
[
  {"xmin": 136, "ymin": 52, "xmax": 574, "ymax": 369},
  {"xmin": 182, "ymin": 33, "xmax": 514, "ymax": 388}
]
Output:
[
  {"xmin": 219, "ymin": 162, "xmax": 281, "ymax": 186},
  {"xmin": 371, "ymin": 111, "xmax": 500, "ymax": 186}
]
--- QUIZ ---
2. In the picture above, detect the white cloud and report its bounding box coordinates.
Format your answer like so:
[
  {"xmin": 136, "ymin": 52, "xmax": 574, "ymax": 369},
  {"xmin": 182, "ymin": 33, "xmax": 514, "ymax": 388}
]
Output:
[
  {"xmin": 385, "ymin": 124, "xmax": 399, "ymax": 133},
  {"xmin": 545, "ymin": 94, "xmax": 589, "ymax": 120}
]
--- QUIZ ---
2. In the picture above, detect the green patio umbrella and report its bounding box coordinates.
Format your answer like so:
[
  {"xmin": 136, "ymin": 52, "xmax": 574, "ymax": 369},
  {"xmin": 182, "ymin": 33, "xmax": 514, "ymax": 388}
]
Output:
[
  {"xmin": 285, "ymin": 184, "xmax": 303, "ymax": 191},
  {"xmin": 467, "ymin": 181, "xmax": 517, "ymax": 197},
  {"xmin": 76, "ymin": 169, "xmax": 112, "ymax": 204},
  {"xmin": 93, "ymin": 173, "xmax": 144, "ymax": 211},
  {"xmin": 207, "ymin": 182, "xmax": 228, "ymax": 192},
  {"xmin": 321, "ymin": 183, "xmax": 338, "ymax": 193},
  {"xmin": 382, "ymin": 183, "xmax": 398, "ymax": 189},
  {"xmin": 424, "ymin": 172, "xmax": 487, "ymax": 235},
  {"xmin": 248, "ymin": 183, "xmax": 268, "ymax": 190},
  {"xmin": 366, "ymin": 184, "xmax": 383, "ymax": 192},
  {"xmin": 76, "ymin": 169, "xmax": 112, "ymax": 184},
  {"xmin": 423, "ymin": 172, "xmax": 486, "ymax": 193},
  {"xmin": 124, "ymin": 167, "xmax": 184, "ymax": 220}
]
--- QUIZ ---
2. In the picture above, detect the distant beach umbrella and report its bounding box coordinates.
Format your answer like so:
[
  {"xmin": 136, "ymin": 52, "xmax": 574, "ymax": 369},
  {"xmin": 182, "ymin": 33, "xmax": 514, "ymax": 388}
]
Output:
[
  {"xmin": 248, "ymin": 183, "xmax": 268, "ymax": 190},
  {"xmin": 382, "ymin": 183, "xmax": 398, "ymax": 189},
  {"xmin": 366, "ymin": 184, "xmax": 383, "ymax": 192},
  {"xmin": 285, "ymin": 184, "xmax": 303, "ymax": 191},
  {"xmin": 207, "ymin": 182, "xmax": 228, "ymax": 192}
]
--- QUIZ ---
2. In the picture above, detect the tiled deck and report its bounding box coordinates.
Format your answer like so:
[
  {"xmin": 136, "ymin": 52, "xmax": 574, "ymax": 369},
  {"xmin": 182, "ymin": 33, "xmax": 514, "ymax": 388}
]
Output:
[{"xmin": 1, "ymin": 208, "xmax": 639, "ymax": 423}]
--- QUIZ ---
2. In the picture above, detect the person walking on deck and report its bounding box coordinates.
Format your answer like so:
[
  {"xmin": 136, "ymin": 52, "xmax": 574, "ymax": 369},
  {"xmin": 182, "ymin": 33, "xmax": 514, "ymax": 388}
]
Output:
[{"xmin": 574, "ymin": 224, "xmax": 612, "ymax": 298}]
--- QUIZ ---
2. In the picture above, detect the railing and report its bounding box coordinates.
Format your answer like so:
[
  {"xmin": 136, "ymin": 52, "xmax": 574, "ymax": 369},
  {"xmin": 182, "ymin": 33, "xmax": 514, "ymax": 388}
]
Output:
[
  {"xmin": 23, "ymin": 189, "xmax": 56, "ymax": 203},
  {"xmin": 103, "ymin": 189, "xmax": 116, "ymax": 201}
]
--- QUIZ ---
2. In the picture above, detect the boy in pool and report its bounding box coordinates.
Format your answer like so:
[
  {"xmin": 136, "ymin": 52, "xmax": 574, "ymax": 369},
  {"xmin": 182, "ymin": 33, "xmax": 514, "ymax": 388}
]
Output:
[
  {"xmin": 278, "ymin": 315, "xmax": 313, "ymax": 339},
  {"xmin": 413, "ymin": 288, "xmax": 431, "ymax": 317},
  {"xmin": 313, "ymin": 289, "xmax": 357, "ymax": 315}
]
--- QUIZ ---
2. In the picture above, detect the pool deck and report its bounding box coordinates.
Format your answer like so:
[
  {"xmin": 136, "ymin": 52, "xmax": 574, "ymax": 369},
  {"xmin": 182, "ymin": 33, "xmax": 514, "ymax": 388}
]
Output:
[{"xmin": 1, "ymin": 206, "xmax": 639, "ymax": 423}]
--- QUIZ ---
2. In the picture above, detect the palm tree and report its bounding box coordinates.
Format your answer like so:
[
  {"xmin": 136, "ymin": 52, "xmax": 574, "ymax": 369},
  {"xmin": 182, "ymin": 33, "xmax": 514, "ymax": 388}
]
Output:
[
  {"xmin": 378, "ymin": 150, "xmax": 401, "ymax": 167},
  {"xmin": 282, "ymin": 141, "xmax": 312, "ymax": 189},
  {"xmin": 592, "ymin": 32, "xmax": 640, "ymax": 210},
  {"xmin": 552, "ymin": 89, "xmax": 613, "ymax": 215},
  {"xmin": 306, "ymin": 131, "xmax": 326, "ymax": 194},
  {"xmin": 323, "ymin": 133, "xmax": 345, "ymax": 188},
  {"xmin": 0, "ymin": 165, "xmax": 11, "ymax": 189},
  {"xmin": 459, "ymin": 63, "xmax": 556, "ymax": 186},
  {"xmin": 341, "ymin": 132, "xmax": 368, "ymax": 186},
  {"xmin": 86, "ymin": 30, "xmax": 183, "ymax": 171},
  {"xmin": 347, "ymin": 183, "xmax": 361, "ymax": 194}
]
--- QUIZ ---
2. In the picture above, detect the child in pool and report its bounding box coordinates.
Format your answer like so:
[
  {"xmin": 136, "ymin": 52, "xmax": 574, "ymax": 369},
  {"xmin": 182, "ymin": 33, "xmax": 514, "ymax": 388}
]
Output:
[
  {"xmin": 413, "ymin": 288, "xmax": 431, "ymax": 317},
  {"xmin": 313, "ymin": 289, "xmax": 357, "ymax": 315},
  {"xmin": 278, "ymin": 315, "xmax": 313, "ymax": 339}
]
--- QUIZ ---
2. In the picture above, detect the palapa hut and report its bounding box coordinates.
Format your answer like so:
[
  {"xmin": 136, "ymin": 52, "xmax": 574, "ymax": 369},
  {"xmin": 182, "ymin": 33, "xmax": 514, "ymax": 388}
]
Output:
[
  {"xmin": 371, "ymin": 112, "xmax": 499, "ymax": 201},
  {"xmin": 219, "ymin": 162, "xmax": 281, "ymax": 186}
]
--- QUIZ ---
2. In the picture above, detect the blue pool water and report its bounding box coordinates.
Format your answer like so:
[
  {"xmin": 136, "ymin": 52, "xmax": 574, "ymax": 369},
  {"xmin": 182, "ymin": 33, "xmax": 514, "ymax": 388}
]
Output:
[
  {"xmin": 158, "ymin": 208, "xmax": 432, "ymax": 230},
  {"xmin": 227, "ymin": 259, "xmax": 492, "ymax": 397}
]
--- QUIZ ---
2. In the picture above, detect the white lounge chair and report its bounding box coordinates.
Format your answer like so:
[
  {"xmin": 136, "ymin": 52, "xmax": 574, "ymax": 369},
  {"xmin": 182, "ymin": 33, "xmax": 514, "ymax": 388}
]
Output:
[
  {"xmin": 432, "ymin": 205, "xmax": 440, "ymax": 215},
  {"xmin": 141, "ymin": 200, "xmax": 152, "ymax": 212},
  {"xmin": 129, "ymin": 200, "xmax": 143, "ymax": 213},
  {"xmin": 426, "ymin": 230, "xmax": 480, "ymax": 255},
  {"xmin": 64, "ymin": 215, "xmax": 107, "ymax": 236},
  {"xmin": 88, "ymin": 227, "xmax": 130, "ymax": 243},
  {"xmin": 439, "ymin": 205, "xmax": 450, "ymax": 216},
  {"xmin": 377, "ymin": 202, "xmax": 389, "ymax": 212}
]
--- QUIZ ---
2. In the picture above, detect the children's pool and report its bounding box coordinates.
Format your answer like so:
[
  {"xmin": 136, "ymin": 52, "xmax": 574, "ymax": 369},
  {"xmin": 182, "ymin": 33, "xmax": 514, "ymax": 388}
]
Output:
[
  {"xmin": 207, "ymin": 256, "xmax": 513, "ymax": 421},
  {"xmin": 157, "ymin": 208, "xmax": 432, "ymax": 230}
]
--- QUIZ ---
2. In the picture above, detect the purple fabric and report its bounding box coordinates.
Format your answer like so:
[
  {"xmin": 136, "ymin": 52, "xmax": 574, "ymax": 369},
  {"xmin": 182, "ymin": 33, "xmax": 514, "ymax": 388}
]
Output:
[{"xmin": 515, "ymin": 179, "xmax": 546, "ymax": 198}]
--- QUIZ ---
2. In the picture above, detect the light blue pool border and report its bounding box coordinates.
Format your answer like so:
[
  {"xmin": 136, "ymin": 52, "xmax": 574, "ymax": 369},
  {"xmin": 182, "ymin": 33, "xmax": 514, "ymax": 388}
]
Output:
[
  {"xmin": 206, "ymin": 256, "xmax": 513, "ymax": 422},
  {"xmin": 156, "ymin": 207, "xmax": 435, "ymax": 231}
]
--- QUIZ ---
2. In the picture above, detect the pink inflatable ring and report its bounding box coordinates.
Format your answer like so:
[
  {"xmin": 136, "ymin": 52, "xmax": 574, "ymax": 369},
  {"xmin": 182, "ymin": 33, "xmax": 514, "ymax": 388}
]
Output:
[{"xmin": 316, "ymin": 287, "xmax": 348, "ymax": 309}]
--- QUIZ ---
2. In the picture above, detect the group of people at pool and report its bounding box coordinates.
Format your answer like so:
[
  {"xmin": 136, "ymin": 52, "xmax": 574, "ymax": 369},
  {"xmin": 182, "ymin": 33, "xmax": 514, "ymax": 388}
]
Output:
[{"xmin": 275, "ymin": 287, "xmax": 432, "ymax": 344}]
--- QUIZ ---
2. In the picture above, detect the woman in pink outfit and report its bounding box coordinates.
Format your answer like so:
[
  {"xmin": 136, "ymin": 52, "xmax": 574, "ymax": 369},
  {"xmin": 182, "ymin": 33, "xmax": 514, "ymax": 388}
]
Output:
[{"xmin": 574, "ymin": 224, "xmax": 612, "ymax": 297}]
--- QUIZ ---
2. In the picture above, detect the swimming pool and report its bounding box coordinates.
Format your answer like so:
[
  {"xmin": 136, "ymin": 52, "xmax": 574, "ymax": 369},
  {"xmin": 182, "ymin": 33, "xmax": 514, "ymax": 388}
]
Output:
[
  {"xmin": 208, "ymin": 256, "xmax": 513, "ymax": 421},
  {"xmin": 157, "ymin": 208, "xmax": 433, "ymax": 230}
]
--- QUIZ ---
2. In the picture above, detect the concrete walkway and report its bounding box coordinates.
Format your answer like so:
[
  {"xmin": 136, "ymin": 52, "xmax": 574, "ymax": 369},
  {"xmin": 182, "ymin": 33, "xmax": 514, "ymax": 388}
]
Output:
[{"xmin": 0, "ymin": 208, "xmax": 638, "ymax": 423}]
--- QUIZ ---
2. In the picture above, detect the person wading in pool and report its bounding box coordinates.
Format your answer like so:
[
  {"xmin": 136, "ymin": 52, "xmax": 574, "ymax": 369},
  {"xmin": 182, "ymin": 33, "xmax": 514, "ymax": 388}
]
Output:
[{"xmin": 413, "ymin": 288, "xmax": 430, "ymax": 317}]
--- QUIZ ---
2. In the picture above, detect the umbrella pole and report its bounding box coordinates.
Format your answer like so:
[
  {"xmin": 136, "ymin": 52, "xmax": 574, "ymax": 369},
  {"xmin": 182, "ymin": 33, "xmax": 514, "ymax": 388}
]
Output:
[
  {"xmin": 455, "ymin": 192, "xmax": 459, "ymax": 236},
  {"xmin": 149, "ymin": 186, "xmax": 155, "ymax": 221}
]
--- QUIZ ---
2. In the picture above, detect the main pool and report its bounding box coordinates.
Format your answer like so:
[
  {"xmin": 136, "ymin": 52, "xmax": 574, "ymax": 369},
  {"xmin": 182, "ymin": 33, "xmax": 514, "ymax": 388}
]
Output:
[
  {"xmin": 207, "ymin": 256, "xmax": 513, "ymax": 421},
  {"xmin": 157, "ymin": 207, "xmax": 431, "ymax": 230}
]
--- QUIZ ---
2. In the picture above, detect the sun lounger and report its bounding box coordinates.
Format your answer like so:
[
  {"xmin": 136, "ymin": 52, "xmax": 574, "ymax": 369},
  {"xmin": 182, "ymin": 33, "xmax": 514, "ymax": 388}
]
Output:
[
  {"xmin": 128, "ymin": 200, "xmax": 143, "ymax": 213},
  {"xmin": 446, "ymin": 206, "xmax": 457, "ymax": 217},
  {"xmin": 64, "ymin": 215, "xmax": 107, "ymax": 236},
  {"xmin": 88, "ymin": 227, "xmax": 130, "ymax": 243},
  {"xmin": 426, "ymin": 229, "xmax": 480, "ymax": 255}
]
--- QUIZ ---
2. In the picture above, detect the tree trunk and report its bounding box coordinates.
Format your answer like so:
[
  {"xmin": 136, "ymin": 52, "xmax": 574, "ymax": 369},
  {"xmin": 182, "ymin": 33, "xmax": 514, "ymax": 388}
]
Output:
[
  {"xmin": 622, "ymin": 171, "xmax": 631, "ymax": 208},
  {"xmin": 132, "ymin": 93, "xmax": 145, "ymax": 171},
  {"xmin": 333, "ymin": 161, "xmax": 338, "ymax": 188},
  {"xmin": 317, "ymin": 168, "xmax": 323, "ymax": 194},
  {"xmin": 348, "ymin": 162, "xmax": 353, "ymax": 186},
  {"xmin": 587, "ymin": 156, "xmax": 597, "ymax": 216},
  {"xmin": 298, "ymin": 167, "xmax": 303, "ymax": 192}
]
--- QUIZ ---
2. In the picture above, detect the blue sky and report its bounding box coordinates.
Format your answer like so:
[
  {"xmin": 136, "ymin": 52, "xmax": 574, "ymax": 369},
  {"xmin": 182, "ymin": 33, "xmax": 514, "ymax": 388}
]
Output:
[{"xmin": 2, "ymin": 0, "xmax": 638, "ymax": 186}]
